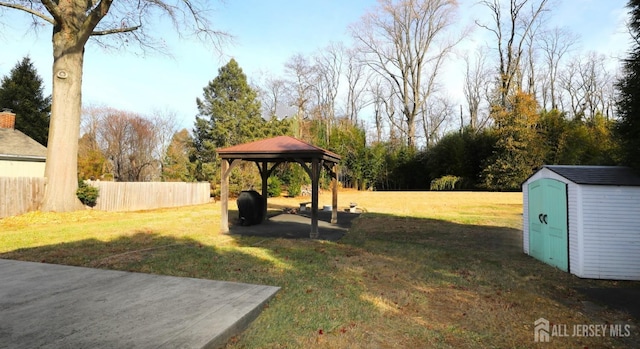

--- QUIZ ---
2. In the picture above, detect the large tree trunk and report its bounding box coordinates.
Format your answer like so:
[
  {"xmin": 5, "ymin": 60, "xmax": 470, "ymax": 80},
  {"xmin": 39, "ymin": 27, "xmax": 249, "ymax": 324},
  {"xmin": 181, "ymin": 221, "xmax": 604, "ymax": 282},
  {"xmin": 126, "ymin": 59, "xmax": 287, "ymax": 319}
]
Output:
[{"xmin": 41, "ymin": 32, "xmax": 86, "ymax": 212}]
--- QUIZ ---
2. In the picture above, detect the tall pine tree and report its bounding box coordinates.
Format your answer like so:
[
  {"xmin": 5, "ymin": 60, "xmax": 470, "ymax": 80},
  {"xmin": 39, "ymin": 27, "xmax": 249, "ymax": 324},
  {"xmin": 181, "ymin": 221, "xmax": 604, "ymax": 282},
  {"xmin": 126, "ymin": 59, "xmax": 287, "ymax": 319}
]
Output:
[
  {"xmin": 193, "ymin": 58, "xmax": 290, "ymax": 164},
  {"xmin": 192, "ymin": 59, "xmax": 291, "ymax": 185},
  {"xmin": 0, "ymin": 57, "xmax": 51, "ymax": 146},
  {"xmin": 194, "ymin": 58, "xmax": 265, "ymax": 151},
  {"xmin": 162, "ymin": 128, "xmax": 197, "ymax": 182},
  {"xmin": 616, "ymin": 0, "xmax": 640, "ymax": 172}
]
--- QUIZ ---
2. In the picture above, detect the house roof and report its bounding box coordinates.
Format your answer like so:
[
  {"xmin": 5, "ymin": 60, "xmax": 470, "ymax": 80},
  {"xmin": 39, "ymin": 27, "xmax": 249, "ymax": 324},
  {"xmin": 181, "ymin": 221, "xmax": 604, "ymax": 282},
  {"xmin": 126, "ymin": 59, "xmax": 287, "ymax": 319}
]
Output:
[
  {"xmin": 544, "ymin": 165, "xmax": 640, "ymax": 186},
  {"xmin": 0, "ymin": 128, "xmax": 47, "ymax": 161},
  {"xmin": 217, "ymin": 136, "xmax": 341, "ymax": 163}
]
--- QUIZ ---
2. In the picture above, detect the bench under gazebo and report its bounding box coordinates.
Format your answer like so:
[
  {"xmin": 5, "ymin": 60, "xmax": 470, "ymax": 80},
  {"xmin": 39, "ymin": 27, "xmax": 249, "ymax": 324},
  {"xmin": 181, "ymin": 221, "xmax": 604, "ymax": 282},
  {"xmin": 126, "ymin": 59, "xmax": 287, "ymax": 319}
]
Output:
[{"xmin": 217, "ymin": 136, "xmax": 341, "ymax": 239}]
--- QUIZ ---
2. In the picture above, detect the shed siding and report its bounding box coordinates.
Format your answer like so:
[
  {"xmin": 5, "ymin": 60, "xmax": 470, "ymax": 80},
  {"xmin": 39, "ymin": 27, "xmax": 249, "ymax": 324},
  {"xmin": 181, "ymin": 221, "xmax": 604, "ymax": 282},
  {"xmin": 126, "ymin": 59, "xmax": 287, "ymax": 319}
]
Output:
[
  {"xmin": 580, "ymin": 185, "xmax": 640, "ymax": 280},
  {"xmin": 523, "ymin": 183, "xmax": 529, "ymax": 253},
  {"xmin": 567, "ymin": 183, "xmax": 581, "ymax": 276}
]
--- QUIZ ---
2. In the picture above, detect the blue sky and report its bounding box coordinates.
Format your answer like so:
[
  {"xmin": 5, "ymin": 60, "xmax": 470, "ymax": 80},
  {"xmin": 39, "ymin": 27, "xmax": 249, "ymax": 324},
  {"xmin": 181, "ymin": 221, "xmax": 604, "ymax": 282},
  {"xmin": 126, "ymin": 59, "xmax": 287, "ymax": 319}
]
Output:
[{"xmin": 0, "ymin": 0, "xmax": 631, "ymax": 131}]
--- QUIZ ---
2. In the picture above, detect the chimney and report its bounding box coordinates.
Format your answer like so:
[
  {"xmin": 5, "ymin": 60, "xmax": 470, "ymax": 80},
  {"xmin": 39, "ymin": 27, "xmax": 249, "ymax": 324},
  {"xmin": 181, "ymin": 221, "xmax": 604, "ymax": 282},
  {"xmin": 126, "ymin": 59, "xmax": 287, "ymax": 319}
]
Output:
[{"xmin": 0, "ymin": 109, "xmax": 16, "ymax": 129}]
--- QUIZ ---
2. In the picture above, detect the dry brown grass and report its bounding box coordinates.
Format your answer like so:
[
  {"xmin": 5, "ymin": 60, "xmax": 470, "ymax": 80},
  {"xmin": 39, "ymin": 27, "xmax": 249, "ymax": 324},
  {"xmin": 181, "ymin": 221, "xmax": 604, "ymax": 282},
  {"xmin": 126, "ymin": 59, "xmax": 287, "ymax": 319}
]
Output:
[
  {"xmin": 270, "ymin": 189, "xmax": 523, "ymax": 227},
  {"xmin": 1, "ymin": 190, "xmax": 638, "ymax": 348}
]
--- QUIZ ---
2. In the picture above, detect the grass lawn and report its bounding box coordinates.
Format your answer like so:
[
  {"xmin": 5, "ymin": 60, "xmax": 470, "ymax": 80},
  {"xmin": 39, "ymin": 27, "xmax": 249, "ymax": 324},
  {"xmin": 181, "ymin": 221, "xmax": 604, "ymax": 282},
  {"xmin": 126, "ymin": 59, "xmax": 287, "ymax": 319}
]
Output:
[{"xmin": 1, "ymin": 190, "xmax": 638, "ymax": 348}]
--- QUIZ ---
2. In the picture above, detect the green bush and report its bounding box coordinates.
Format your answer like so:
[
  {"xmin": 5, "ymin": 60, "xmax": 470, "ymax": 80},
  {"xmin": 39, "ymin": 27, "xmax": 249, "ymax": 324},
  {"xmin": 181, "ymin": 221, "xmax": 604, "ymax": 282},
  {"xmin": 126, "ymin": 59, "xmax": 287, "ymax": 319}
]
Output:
[
  {"xmin": 267, "ymin": 176, "xmax": 282, "ymax": 197},
  {"xmin": 287, "ymin": 182, "xmax": 301, "ymax": 197},
  {"xmin": 286, "ymin": 166, "xmax": 308, "ymax": 197},
  {"xmin": 77, "ymin": 180, "xmax": 99, "ymax": 207},
  {"xmin": 430, "ymin": 175, "xmax": 461, "ymax": 191}
]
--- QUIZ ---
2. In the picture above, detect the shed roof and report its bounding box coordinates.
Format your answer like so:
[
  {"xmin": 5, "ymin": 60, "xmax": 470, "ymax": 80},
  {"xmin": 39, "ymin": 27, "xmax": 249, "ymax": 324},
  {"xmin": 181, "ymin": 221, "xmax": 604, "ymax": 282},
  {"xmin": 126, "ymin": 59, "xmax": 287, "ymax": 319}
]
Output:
[
  {"xmin": 217, "ymin": 136, "xmax": 341, "ymax": 163},
  {"xmin": 543, "ymin": 165, "xmax": 640, "ymax": 186},
  {"xmin": 0, "ymin": 128, "xmax": 47, "ymax": 161}
]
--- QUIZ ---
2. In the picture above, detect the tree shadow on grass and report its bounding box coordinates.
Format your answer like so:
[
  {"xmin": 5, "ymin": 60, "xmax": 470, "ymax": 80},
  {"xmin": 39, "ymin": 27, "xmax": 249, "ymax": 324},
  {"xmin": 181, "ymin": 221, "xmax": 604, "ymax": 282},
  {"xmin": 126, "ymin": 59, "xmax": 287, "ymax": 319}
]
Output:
[
  {"xmin": 0, "ymin": 232, "xmax": 285, "ymax": 282},
  {"xmin": 229, "ymin": 210, "xmax": 640, "ymax": 348},
  {"xmin": 340, "ymin": 213, "xmax": 640, "ymax": 347},
  {"xmin": 0, "ymin": 230, "xmax": 385, "ymax": 347}
]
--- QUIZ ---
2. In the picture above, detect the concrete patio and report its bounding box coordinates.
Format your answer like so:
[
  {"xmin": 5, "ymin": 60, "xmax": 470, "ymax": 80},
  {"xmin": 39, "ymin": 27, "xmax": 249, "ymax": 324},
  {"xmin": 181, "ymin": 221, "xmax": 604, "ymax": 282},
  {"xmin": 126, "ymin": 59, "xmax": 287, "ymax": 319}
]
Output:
[
  {"xmin": 0, "ymin": 259, "xmax": 279, "ymax": 349},
  {"xmin": 227, "ymin": 210, "xmax": 361, "ymax": 241}
]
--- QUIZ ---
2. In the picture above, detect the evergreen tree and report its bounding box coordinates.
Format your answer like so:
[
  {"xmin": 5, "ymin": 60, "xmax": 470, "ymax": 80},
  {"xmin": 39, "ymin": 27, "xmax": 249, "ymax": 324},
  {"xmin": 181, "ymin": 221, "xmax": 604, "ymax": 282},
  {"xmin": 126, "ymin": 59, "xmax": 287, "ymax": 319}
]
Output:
[
  {"xmin": 162, "ymin": 129, "xmax": 197, "ymax": 182},
  {"xmin": 194, "ymin": 58, "xmax": 265, "ymax": 151},
  {"xmin": 426, "ymin": 127, "xmax": 498, "ymax": 189},
  {"xmin": 192, "ymin": 59, "xmax": 291, "ymax": 185},
  {"xmin": 615, "ymin": 0, "xmax": 640, "ymax": 171},
  {"xmin": 0, "ymin": 56, "xmax": 51, "ymax": 145}
]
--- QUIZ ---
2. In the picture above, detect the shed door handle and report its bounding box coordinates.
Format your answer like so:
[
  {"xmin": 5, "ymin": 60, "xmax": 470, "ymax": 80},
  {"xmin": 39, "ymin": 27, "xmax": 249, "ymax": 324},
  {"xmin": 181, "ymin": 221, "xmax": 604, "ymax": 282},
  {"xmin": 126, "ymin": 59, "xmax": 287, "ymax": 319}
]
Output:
[{"xmin": 538, "ymin": 213, "xmax": 548, "ymax": 225}]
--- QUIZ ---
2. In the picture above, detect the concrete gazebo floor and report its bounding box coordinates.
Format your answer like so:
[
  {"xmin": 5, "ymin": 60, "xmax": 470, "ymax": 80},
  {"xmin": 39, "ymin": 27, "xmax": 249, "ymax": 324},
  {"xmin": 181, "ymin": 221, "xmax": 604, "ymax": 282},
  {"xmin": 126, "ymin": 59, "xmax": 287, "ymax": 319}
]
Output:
[{"xmin": 227, "ymin": 210, "xmax": 361, "ymax": 241}]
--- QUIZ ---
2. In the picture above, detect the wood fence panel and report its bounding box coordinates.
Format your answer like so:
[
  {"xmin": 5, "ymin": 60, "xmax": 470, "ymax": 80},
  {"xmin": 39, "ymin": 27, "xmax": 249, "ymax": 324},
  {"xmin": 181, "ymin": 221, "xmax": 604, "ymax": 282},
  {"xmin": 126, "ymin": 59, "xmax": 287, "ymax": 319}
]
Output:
[
  {"xmin": 0, "ymin": 179, "xmax": 210, "ymax": 218},
  {"xmin": 87, "ymin": 181, "xmax": 210, "ymax": 212},
  {"xmin": 0, "ymin": 177, "xmax": 46, "ymax": 218}
]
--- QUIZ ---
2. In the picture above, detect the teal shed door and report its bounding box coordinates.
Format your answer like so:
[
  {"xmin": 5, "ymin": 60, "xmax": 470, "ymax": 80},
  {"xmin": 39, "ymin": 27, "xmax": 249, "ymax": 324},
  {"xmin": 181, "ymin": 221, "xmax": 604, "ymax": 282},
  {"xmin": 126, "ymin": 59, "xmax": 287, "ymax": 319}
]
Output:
[{"xmin": 528, "ymin": 178, "xmax": 568, "ymax": 271}]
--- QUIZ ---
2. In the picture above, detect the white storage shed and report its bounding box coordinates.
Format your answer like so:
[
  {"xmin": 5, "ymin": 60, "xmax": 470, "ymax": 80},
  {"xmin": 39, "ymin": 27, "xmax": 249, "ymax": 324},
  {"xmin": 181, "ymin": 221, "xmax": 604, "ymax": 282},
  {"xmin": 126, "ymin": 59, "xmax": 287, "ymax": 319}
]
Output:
[{"xmin": 522, "ymin": 165, "xmax": 640, "ymax": 281}]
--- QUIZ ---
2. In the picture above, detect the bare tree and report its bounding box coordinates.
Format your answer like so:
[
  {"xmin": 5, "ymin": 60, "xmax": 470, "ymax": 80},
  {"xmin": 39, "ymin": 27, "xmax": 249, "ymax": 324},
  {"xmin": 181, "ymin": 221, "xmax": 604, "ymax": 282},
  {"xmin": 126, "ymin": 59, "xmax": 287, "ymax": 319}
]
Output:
[
  {"xmin": 421, "ymin": 94, "xmax": 454, "ymax": 148},
  {"xmin": 343, "ymin": 47, "xmax": 369, "ymax": 123},
  {"xmin": 368, "ymin": 75, "xmax": 396, "ymax": 142},
  {"xmin": 558, "ymin": 57, "xmax": 581, "ymax": 117},
  {"xmin": 0, "ymin": 0, "xmax": 228, "ymax": 211},
  {"xmin": 351, "ymin": 0, "xmax": 461, "ymax": 148},
  {"xmin": 463, "ymin": 47, "xmax": 492, "ymax": 130},
  {"xmin": 370, "ymin": 84, "xmax": 385, "ymax": 143},
  {"xmin": 97, "ymin": 109, "xmax": 158, "ymax": 181},
  {"xmin": 476, "ymin": 0, "xmax": 549, "ymax": 106},
  {"xmin": 284, "ymin": 53, "xmax": 316, "ymax": 136},
  {"xmin": 313, "ymin": 42, "xmax": 343, "ymax": 122},
  {"xmin": 81, "ymin": 104, "xmax": 104, "ymax": 148},
  {"xmin": 558, "ymin": 52, "xmax": 615, "ymax": 121},
  {"xmin": 521, "ymin": 13, "xmax": 544, "ymax": 96},
  {"xmin": 259, "ymin": 75, "xmax": 289, "ymax": 118},
  {"xmin": 538, "ymin": 26, "xmax": 579, "ymax": 110},
  {"xmin": 309, "ymin": 43, "xmax": 344, "ymax": 144},
  {"xmin": 78, "ymin": 105, "xmax": 108, "ymax": 180},
  {"xmin": 150, "ymin": 108, "xmax": 179, "ymax": 179},
  {"xmin": 383, "ymin": 87, "xmax": 405, "ymax": 144}
]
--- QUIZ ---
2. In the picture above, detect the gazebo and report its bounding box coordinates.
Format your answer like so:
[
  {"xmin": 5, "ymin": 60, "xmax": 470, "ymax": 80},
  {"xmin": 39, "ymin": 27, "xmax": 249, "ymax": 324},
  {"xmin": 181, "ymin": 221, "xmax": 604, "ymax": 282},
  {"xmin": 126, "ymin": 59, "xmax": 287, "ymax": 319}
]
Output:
[{"xmin": 217, "ymin": 136, "xmax": 341, "ymax": 238}]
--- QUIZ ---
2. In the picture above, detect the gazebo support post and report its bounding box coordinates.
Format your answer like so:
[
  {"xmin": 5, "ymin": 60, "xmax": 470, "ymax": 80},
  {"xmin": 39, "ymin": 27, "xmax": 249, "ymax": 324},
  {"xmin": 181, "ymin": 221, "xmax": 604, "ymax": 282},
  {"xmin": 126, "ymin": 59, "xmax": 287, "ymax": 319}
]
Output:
[
  {"xmin": 310, "ymin": 158, "xmax": 320, "ymax": 239},
  {"xmin": 220, "ymin": 159, "xmax": 232, "ymax": 233},
  {"xmin": 331, "ymin": 164, "xmax": 338, "ymax": 224},
  {"xmin": 259, "ymin": 161, "xmax": 268, "ymax": 221}
]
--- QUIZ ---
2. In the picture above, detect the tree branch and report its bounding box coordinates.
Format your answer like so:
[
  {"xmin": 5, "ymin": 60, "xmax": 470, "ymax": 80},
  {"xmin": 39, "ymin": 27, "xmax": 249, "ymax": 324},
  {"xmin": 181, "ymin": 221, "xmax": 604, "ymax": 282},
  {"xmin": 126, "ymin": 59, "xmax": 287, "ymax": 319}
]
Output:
[
  {"xmin": 81, "ymin": 0, "xmax": 114, "ymax": 41},
  {"xmin": 0, "ymin": 1, "xmax": 55, "ymax": 25},
  {"xmin": 92, "ymin": 25, "xmax": 141, "ymax": 36},
  {"xmin": 40, "ymin": 0, "xmax": 62, "ymax": 22}
]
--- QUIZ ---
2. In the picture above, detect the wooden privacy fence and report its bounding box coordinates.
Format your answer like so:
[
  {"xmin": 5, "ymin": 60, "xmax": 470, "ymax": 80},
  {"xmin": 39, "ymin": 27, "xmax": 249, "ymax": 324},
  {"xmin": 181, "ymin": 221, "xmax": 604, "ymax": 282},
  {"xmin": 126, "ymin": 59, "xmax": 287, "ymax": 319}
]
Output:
[
  {"xmin": 0, "ymin": 177, "xmax": 46, "ymax": 218},
  {"xmin": 87, "ymin": 181, "xmax": 211, "ymax": 212},
  {"xmin": 0, "ymin": 178, "xmax": 211, "ymax": 218}
]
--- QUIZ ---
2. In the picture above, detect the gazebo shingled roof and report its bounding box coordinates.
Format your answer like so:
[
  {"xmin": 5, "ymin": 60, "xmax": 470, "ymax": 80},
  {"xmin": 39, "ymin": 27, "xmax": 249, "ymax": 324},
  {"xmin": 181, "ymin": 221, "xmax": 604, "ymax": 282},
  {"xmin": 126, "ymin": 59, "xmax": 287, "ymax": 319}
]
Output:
[
  {"xmin": 217, "ymin": 136, "xmax": 341, "ymax": 162},
  {"xmin": 217, "ymin": 136, "xmax": 341, "ymax": 238}
]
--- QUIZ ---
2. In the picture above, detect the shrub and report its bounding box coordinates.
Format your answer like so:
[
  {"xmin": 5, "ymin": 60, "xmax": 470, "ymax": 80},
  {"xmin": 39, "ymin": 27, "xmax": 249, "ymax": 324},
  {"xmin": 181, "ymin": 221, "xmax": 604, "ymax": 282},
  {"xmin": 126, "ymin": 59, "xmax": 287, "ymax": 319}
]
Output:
[
  {"xmin": 267, "ymin": 176, "xmax": 282, "ymax": 197},
  {"xmin": 430, "ymin": 175, "xmax": 461, "ymax": 191},
  {"xmin": 286, "ymin": 167, "xmax": 305, "ymax": 197},
  {"xmin": 287, "ymin": 183, "xmax": 301, "ymax": 197},
  {"xmin": 76, "ymin": 180, "xmax": 100, "ymax": 207}
]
